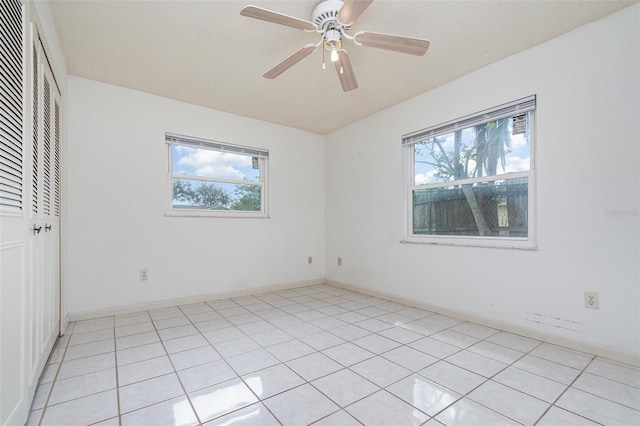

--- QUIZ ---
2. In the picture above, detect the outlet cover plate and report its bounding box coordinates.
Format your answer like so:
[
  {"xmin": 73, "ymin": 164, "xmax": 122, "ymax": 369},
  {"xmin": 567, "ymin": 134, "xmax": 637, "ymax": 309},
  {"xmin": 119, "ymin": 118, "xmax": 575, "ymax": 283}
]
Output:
[{"xmin": 584, "ymin": 292, "xmax": 599, "ymax": 309}]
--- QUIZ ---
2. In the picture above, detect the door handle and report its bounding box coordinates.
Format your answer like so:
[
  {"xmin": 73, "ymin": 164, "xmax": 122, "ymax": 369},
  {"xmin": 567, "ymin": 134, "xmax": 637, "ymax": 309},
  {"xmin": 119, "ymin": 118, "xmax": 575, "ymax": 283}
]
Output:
[
  {"xmin": 45, "ymin": 223, "xmax": 52, "ymax": 232},
  {"xmin": 33, "ymin": 225, "xmax": 42, "ymax": 235}
]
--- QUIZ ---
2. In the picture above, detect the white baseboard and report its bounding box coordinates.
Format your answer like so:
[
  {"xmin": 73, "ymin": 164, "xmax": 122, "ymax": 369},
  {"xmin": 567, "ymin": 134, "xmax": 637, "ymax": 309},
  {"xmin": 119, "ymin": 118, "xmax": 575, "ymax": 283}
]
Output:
[
  {"xmin": 326, "ymin": 279, "xmax": 640, "ymax": 368},
  {"xmin": 60, "ymin": 313, "xmax": 70, "ymax": 336},
  {"xmin": 68, "ymin": 278, "xmax": 325, "ymax": 322}
]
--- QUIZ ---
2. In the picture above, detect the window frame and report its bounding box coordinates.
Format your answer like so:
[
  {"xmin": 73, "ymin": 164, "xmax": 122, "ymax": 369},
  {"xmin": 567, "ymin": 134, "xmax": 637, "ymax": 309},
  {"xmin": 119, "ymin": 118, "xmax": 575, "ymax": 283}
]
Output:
[
  {"xmin": 165, "ymin": 133, "xmax": 269, "ymax": 218},
  {"xmin": 402, "ymin": 96, "xmax": 537, "ymax": 249}
]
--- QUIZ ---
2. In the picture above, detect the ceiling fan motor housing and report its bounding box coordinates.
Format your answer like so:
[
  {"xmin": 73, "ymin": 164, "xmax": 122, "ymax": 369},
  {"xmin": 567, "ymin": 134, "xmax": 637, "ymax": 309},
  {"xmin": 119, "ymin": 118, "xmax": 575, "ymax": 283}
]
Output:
[
  {"xmin": 312, "ymin": 0, "xmax": 349, "ymax": 31},
  {"xmin": 313, "ymin": 0, "xmax": 350, "ymax": 54}
]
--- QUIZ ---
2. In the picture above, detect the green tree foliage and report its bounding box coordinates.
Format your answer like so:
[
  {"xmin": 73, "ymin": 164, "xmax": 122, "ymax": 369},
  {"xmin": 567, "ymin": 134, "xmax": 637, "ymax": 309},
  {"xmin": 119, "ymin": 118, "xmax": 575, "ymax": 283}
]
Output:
[
  {"xmin": 173, "ymin": 180, "xmax": 230, "ymax": 210},
  {"xmin": 173, "ymin": 179, "xmax": 196, "ymax": 203},
  {"xmin": 173, "ymin": 180, "xmax": 262, "ymax": 211},
  {"xmin": 231, "ymin": 184, "xmax": 261, "ymax": 211},
  {"xmin": 195, "ymin": 183, "xmax": 231, "ymax": 209}
]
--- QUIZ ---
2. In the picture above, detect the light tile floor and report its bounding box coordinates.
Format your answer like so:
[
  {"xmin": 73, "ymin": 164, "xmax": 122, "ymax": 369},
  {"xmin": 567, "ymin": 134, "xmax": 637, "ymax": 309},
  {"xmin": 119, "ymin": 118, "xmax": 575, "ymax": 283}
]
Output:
[{"xmin": 27, "ymin": 285, "xmax": 640, "ymax": 425}]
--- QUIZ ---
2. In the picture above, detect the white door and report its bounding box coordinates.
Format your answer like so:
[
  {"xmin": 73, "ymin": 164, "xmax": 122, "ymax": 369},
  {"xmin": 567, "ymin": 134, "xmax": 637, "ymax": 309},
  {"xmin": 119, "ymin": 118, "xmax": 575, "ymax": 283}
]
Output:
[
  {"xmin": 28, "ymin": 32, "xmax": 61, "ymax": 389},
  {"xmin": 0, "ymin": 3, "xmax": 61, "ymax": 423},
  {"xmin": 0, "ymin": 1, "xmax": 30, "ymax": 423}
]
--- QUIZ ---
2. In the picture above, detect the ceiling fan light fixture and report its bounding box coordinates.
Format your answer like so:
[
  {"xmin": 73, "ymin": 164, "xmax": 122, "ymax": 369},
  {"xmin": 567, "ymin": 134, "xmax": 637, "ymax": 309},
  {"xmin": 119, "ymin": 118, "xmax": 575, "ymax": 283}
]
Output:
[
  {"xmin": 324, "ymin": 28, "xmax": 342, "ymax": 63},
  {"xmin": 330, "ymin": 45, "xmax": 339, "ymax": 62}
]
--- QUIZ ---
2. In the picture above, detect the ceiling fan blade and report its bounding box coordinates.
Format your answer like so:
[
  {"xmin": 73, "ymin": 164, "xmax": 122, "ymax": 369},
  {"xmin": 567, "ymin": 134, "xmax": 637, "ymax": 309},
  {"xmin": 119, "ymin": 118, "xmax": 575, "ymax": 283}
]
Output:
[
  {"xmin": 240, "ymin": 5, "xmax": 316, "ymax": 31},
  {"xmin": 338, "ymin": 0, "xmax": 374, "ymax": 25},
  {"xmin": 354, "ymin": 31, "xmax": 430, "ymax": 56},
  {"xmin": 334, "ymin": 50, "xmax": 358, "ymax": 92},
  {"xmin": 263, "ymin": 45, "xmax": 317, "ymax": 79}
]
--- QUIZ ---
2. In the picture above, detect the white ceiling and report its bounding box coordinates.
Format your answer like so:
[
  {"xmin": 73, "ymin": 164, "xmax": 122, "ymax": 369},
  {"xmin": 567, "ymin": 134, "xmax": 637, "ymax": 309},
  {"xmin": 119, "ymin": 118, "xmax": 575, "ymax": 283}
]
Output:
[{"xmin": 49, "ymin": 0, "xmax": 635, "ymax": 134}]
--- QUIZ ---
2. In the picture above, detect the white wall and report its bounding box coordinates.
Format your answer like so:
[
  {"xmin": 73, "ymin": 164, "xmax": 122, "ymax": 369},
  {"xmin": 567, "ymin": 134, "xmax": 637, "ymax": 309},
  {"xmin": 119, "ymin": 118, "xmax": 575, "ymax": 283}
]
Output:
[
  {"xmin": 325, "ymin": 5, "xmax": 640, "ymax": 358},
  {"xmin": 64, "ymin": 77, "xmax": 325, "ymax": 315}
]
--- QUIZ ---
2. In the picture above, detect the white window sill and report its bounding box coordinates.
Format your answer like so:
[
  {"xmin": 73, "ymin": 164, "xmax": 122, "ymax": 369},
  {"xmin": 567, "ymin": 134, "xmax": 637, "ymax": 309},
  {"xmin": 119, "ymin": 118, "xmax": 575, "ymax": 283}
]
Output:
[
  {"xmin": 400, "ymin": 237, "xmax": 537, "ymax": 250},
  {"xmin": 165, "ymin": 210, "xmax": 269, "ymax": 219}
]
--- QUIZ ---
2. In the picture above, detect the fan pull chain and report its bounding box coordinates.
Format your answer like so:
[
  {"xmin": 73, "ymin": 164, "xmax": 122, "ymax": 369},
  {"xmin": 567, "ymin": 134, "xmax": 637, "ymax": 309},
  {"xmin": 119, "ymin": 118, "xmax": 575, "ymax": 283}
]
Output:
[{"xmin": 322, "ymin": 47, "xmax": 326, "ymax": 70}]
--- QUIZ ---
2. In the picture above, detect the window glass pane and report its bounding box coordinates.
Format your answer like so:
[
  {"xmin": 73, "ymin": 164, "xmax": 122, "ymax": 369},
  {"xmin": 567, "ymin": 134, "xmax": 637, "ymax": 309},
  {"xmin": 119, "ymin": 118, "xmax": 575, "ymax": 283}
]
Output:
[
  {"xmin": 414, "ymin": 113, "xmax": 530, "ymax": 184},
  {"xmin": 172, "ymin": 145, "xmax": 260, "ymax": 182},
  {"xmin": 412, "ymin": 177, "xmax": 528, "ymax": 237},
  {"xmin": 172, "ymin": 178, "xmax": 261, "ymax": 212}
]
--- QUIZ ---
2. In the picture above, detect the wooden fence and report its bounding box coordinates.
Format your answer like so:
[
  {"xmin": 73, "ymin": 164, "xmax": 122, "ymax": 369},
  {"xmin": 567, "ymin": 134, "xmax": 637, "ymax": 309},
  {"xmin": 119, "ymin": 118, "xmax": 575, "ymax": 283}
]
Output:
[{"xmin": 413, "ymin": 181, "xmax": 528, "ymax": 237}]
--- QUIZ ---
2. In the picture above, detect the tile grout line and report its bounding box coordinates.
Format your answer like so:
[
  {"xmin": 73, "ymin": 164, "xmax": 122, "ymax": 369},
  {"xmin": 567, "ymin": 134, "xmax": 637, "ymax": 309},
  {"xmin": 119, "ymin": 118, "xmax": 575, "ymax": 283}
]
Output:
[
  {"xmin": 55, "ymin": 319, "xmax": 119, "ymax": 423},
  {"xmin": 262, "ymin": 288, "xmax": 371, "ymax": 424},
  {"xmin": 531, "ymin": 356, "xmax": 601, "ymax": 426},
  {"xmin": 216, "ymin": 289, "xmax": 378, "ymax": 424},
  {"xmin": 115, "ymin": 310, "xmax": 166, "ymax": 418},
  {"xmin": 148, "ymin": 307, "xmax": 204, "ymax": 426},
  {"xmin": 209, "ymin": 296, "xmax": 336, "ymax": 425},
  {"xmin": 400, "ymin": 330, "xmax": 546, "ymax": 423},
  {"xmin": 112, "ymin": 315, "xmax": 122, "ymax": 426},
  {"xmin": 229, "ymin": 292, "xmax": 352, "ymax": 424},
  {"xmin": 456, "ymin": 341, "xmax": 544, "ymax": 420},
  {"xmin": 36, "ymin": 321, "xmax": 132, "ymax": 424},
  {"xmin": 292, "ymin": 293, "xmax": 427, "ymax": 421},
  {"xmin": 566, "ymin": 357, "xmax": 640, "ymax": 411},
  {"xmin": 310, "ymin": 288, "xmax": 532, "ymax": 422},
  {"xmin": 36, "ymin": 324, "xmax": 74, "ymax": 426},
  {"xmin": 186, "ymin": 301, "xmax": 282, "ymax": 426},
  {"xmin": 185, "ymin": 299, "xmax": 312, "ymax": 425}
]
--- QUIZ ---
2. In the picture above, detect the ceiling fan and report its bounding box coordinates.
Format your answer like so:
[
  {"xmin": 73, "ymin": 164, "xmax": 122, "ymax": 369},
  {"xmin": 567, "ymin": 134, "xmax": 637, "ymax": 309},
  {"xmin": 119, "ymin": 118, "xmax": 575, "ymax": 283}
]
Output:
[{"xmin": 240, "ymin": 0, "xmax": 430, "ymax": 92}]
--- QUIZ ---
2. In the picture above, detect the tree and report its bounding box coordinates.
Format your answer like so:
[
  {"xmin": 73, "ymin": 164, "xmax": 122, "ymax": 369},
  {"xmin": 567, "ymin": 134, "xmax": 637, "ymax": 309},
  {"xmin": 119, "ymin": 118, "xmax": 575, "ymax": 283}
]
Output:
[
  {"xmin": 172, "ymin": 180, "xmax": 230, "ymax": 209},
  {"xmin": 231, "ymin": 184, "xmax": 261, "ymax": 211},
  {"xmin": 194, "ymin": 183, "xmax": 230, "ymax": 209},
  {"xmin": 415, "ymin": 118, "xmax": 512, "ymax": 236},
  {"xmin": 173, "ymin": 179, "xmax": 196, "ymax": 204},
  {"xmin": 475, "ymin": 118, "xmax": 511, "ymax": 177}
]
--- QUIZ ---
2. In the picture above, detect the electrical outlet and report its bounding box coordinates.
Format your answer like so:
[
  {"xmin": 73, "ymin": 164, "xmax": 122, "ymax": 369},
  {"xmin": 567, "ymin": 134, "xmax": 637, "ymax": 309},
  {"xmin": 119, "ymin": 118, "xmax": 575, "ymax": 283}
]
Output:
[
  {"xmin": 584, "ymin": 292, "xmax": 599, "ymax": 309},
  {"xmin": 308, "ymin": 256, "xmax": 312, "ymax": 264},
  {"xmin": 140, "ymin": 269, "xmax": 149, "ymax": 281},
  {"xmin": 337, "ymin": 257, "xmax": 342, "ymax": 266}
]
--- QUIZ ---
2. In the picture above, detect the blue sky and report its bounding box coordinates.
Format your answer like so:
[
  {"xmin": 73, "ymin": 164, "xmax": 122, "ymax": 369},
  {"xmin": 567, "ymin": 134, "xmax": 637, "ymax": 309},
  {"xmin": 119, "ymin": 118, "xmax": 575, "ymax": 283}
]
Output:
[
  {"xmin": 414, "ymin": 118, "xmax": 530, "ymax": 185},
  {"xmin": 172, "ymin": 145, "xmax": 259, "ymax": 182}
]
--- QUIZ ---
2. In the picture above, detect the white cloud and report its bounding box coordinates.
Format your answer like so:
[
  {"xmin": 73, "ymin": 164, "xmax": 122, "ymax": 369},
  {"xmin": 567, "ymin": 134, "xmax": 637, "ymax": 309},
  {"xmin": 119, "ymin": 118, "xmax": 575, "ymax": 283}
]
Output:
[
  {"xmin": 175, "ymin": 147, "xmax": 252, "ymax": 179},
  {"xmin": 510, "ymin": 133, "xmax": 529, "ymax": 150},
  {"xmin": 503, "ymin": 155, "xmax": 530, "ymax": 174},
  {"xmin": 415, "ymin": 173, "xmax": 429, "ymax": 185},
  {"xmin": 415, "ymin": 169, "xmax": 440, "ymax": 185}
]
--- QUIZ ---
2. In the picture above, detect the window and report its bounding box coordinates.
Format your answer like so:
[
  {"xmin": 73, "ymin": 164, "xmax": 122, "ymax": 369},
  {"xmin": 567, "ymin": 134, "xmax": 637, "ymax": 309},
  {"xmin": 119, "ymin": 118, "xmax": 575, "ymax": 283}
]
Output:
[
  {"xmin": 403, "ymin": 96, "xmax": 536, "ymax": 248},
  {"xmin": 166, "ymin": 133, "xmax": 268, "ymax": 217}
]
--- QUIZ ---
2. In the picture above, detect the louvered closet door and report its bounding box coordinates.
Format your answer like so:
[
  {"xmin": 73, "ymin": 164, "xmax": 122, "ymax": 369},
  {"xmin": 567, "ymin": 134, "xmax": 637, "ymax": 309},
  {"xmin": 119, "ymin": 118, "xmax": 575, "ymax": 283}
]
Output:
[
  {"xmin": 1, "ymin": 5, "xmax": 61, "ymax": 424},
  {"xmin": 0, "ymin": 0, "xmax": 29, "ymax": 424},
  {"xmin": 28, "ymin": 31, "xmax": 61, "ymax": 391}
]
